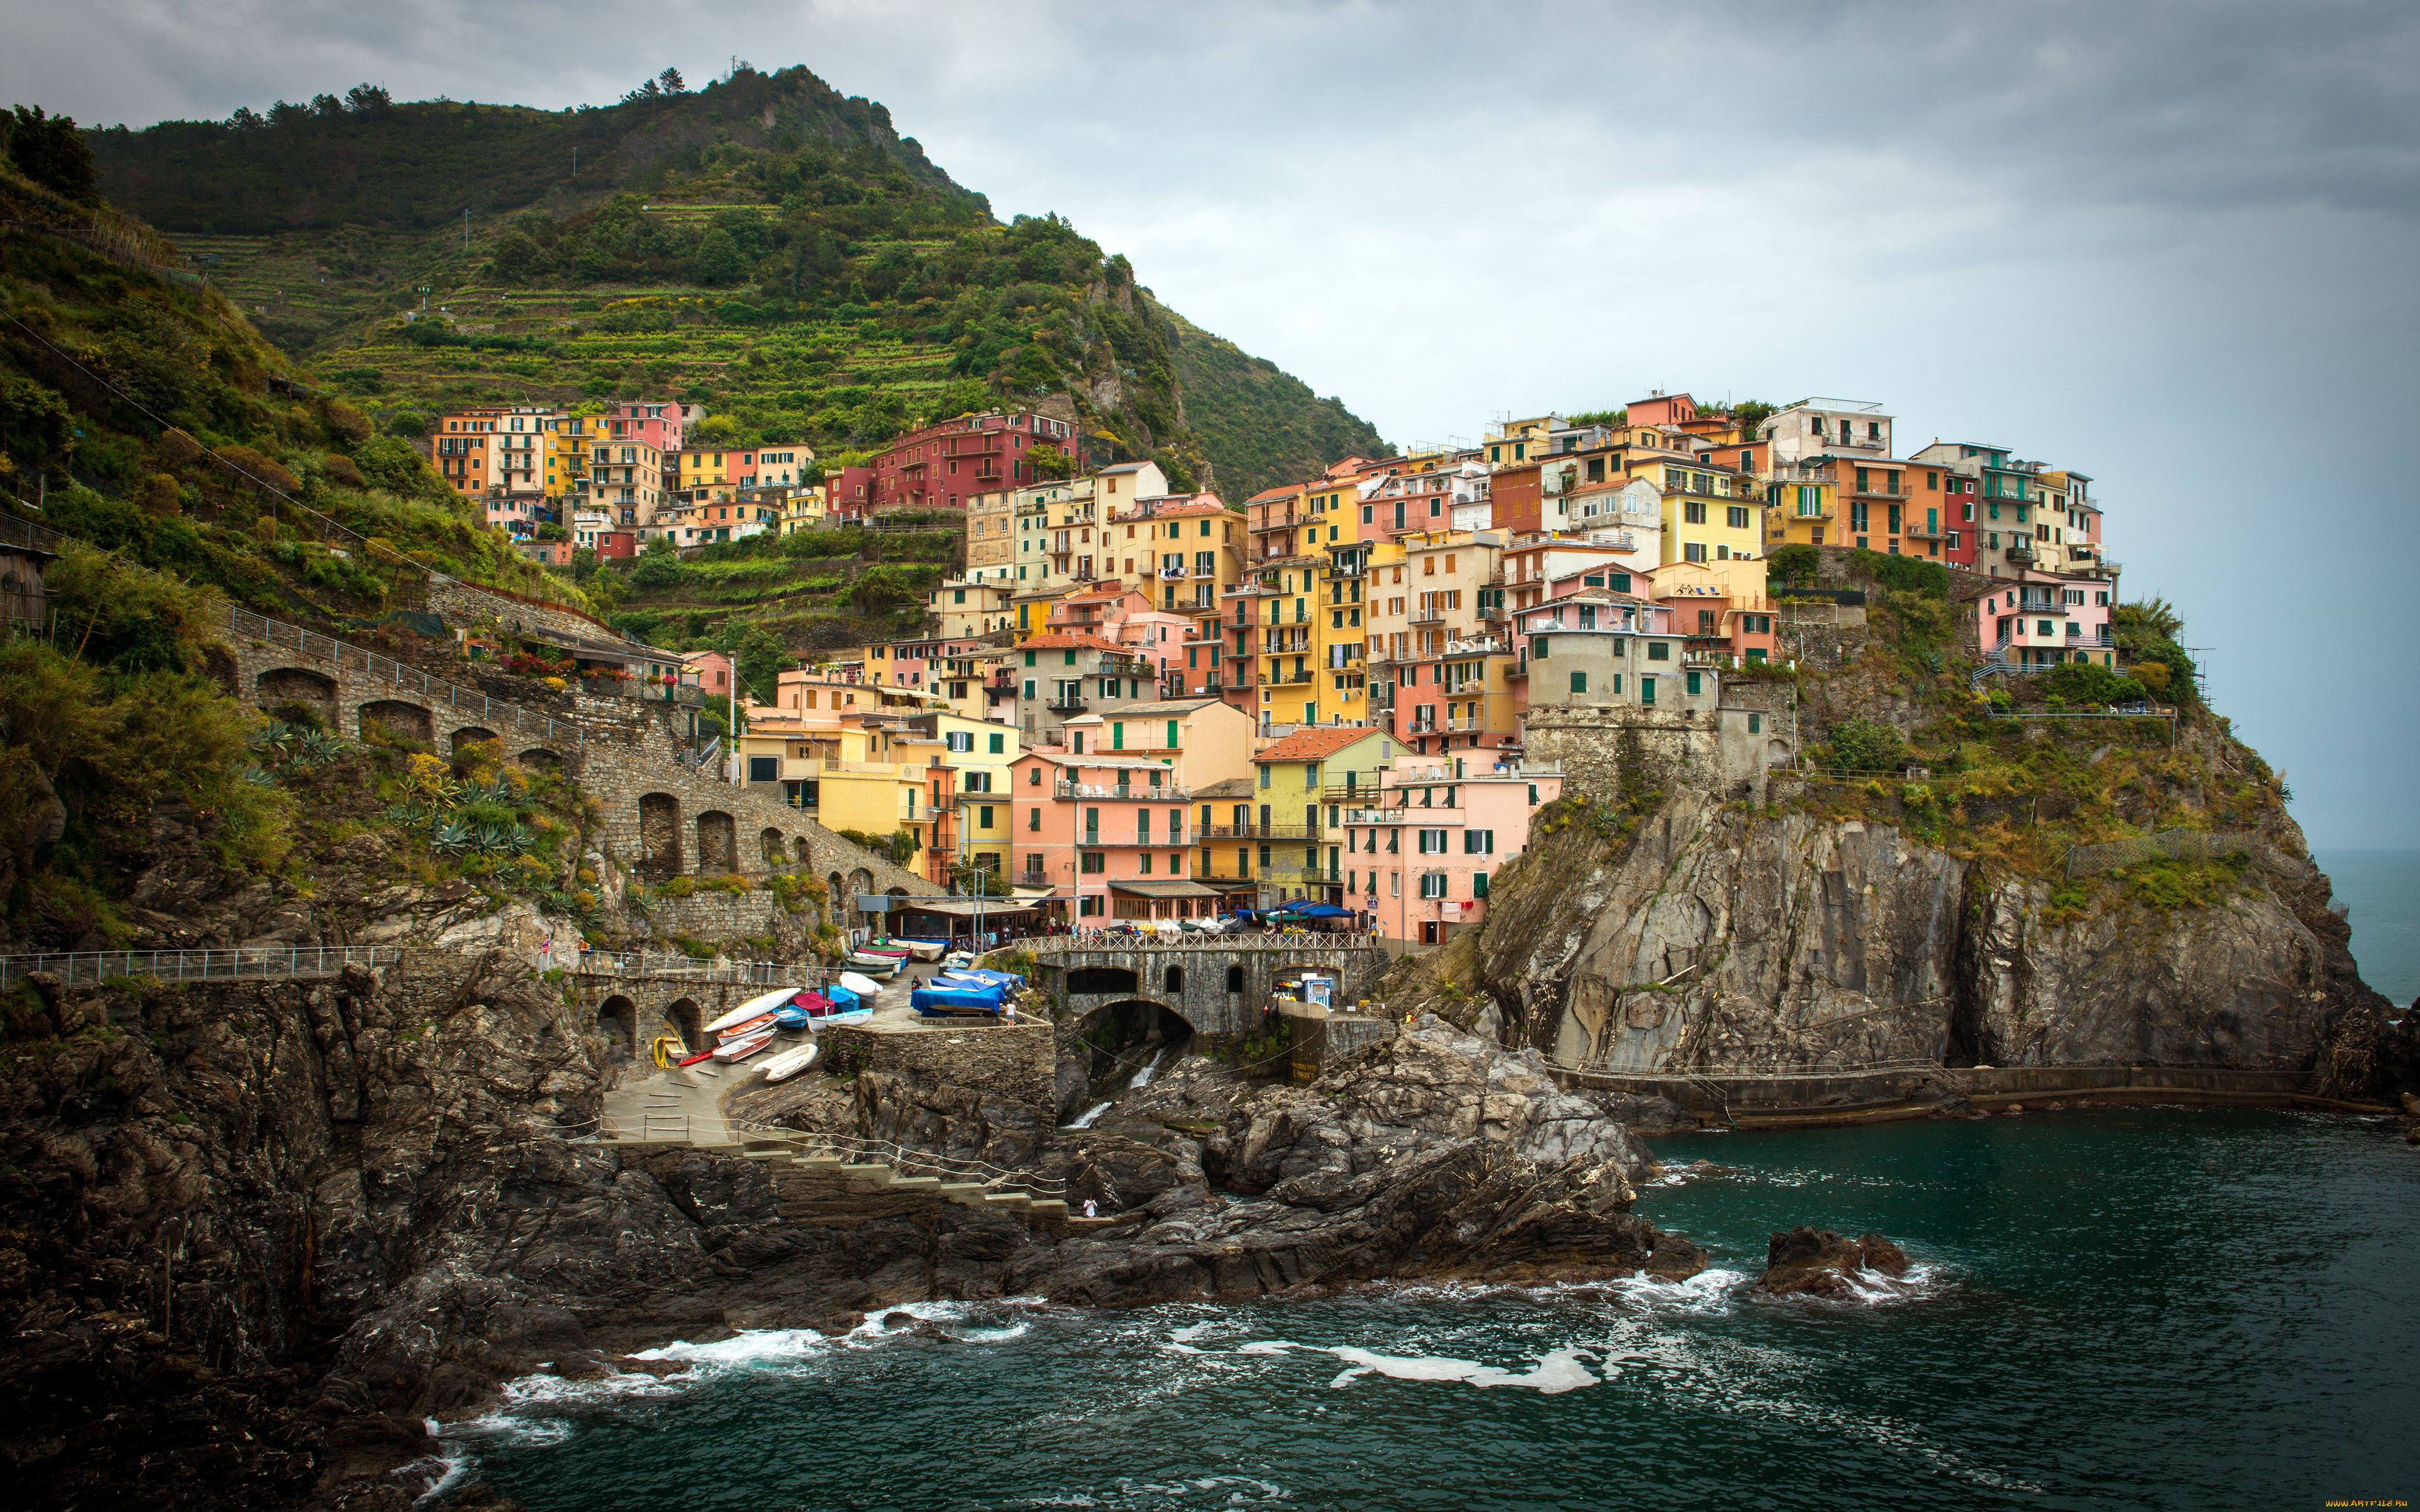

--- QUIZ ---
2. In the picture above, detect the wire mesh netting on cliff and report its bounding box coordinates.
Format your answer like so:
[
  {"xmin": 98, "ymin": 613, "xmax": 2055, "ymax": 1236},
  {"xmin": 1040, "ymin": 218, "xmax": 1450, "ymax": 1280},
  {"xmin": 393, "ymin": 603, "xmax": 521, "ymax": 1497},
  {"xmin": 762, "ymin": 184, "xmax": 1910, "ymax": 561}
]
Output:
[{"xmin": 2062, "ymin": 828, "xmax": 2265, "ymax": 879}]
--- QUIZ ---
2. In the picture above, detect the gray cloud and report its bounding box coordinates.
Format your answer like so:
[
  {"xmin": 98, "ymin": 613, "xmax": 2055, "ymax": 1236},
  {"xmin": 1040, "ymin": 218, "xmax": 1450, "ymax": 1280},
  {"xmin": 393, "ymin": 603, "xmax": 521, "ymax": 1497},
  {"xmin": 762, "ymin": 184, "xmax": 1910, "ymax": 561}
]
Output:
[{"xmin": 4, "ymin": 0, "xmax": 2414, "ymax": 851}]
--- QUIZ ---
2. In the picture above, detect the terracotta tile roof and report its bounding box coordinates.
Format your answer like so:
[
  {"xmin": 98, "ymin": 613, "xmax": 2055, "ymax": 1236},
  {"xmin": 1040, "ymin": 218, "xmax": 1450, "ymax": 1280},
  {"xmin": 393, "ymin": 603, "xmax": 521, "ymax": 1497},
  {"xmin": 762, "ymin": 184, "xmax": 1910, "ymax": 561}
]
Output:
[{"xmin": 1255, "ymin": 726, "xmax": 1382, "ymax": 763}]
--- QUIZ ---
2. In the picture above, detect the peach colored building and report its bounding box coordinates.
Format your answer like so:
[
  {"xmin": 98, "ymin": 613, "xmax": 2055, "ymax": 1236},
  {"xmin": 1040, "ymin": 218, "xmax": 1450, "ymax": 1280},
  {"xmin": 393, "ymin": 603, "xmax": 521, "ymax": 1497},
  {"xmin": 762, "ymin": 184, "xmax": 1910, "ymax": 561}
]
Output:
[
  {"xmin": 1339, "ymin": 754, "xmax": 1563, "ymax": 946},
  {"xmin": 1008, "ymin": 697, "xmax": 1252, "ymax": 921}
]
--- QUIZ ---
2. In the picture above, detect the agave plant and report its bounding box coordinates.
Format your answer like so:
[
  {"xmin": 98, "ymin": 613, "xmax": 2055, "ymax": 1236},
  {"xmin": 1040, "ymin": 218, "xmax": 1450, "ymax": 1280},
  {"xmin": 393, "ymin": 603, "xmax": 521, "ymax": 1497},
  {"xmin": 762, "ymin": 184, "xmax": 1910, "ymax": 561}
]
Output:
[
  {"xmin": 292, "ymin": 730, "xmax": 350, "ymax": 768},
  {"xmin": 239, "ymin": 763, "xmax": 279, "ymax": 788},
  {"xmin": 430, "ymin": 818, "xmax": 471, "ymax": 854},
  {"xmin": 471, "ymin": 820, "xmax": 515, "ymax": 854},
  {"xmin": 507, "ymin": 823, "xmax": 538, "ymax": 855},
  {"xmin": 248, "ymin": 721, "xmax": 296, "ymax": 762}
]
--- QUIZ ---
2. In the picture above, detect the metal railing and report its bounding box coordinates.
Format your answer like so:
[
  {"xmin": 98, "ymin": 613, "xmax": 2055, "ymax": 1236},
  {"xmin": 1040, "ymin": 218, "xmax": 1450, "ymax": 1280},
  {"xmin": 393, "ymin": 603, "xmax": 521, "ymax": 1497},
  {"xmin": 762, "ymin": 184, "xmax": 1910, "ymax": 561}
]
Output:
[
  {"xmin": 2062, "ymin": 828, "xmax": 2263, "ymax": 880},
  {"xmin": 1030, "ymin": 935, "xmax": 1386, "ymax": 955},
  {"xmin": 573, "ymin": 951, "xmax": 822, "ymax": 987},
  {"xmin": 229, "ymin": 605, "xmax": 585, "ymax": 747},
  {"xmin": 0, "ymin": 945, "xmax": 401, "ymax": 990}
]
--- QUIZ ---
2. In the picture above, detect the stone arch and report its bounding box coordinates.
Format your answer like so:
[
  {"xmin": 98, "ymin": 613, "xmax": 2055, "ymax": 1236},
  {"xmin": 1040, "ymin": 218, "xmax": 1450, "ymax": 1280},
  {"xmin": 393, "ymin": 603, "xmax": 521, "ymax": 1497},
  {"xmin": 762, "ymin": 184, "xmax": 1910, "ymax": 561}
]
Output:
[
  {"xmin": 451, "ymin": 725, "xmax": 498, "ymax": 757},
  {"xmin": 254, "ymin": 667, "xmax": 337, "ymax": 728},
  {"xmin": 794, "ymin": 836, "xmax": 814, "ymax": 864},
  {"xmin": 696, "ymin": 810, "xmax": 737, "ymax": 873},
  {"xmin": 660, "ymin": 996, "xmax": 703, "ymax": 1055},
  {"xmin": 1068, "ymin": 965, "xmax": 1140, "ymax": 996},
  {"xmin": 518, "ymin": 747, "xmax": 561, "ymax": 771},
  {"xmin": 846, "ymin": 868, "xmax": 875, "ymax": 902},
  {"xmin": 1225, "ymin": 965, "xmax": 1245, "ymax": 995},
  {"xmin": 638, "ymin": 793, "xmax": 682, "ymax": 880},
  {"xmin": 828, "ymin": 871, "xmax": 847, "ymax": 904},
  {"xmin": 1163, "ymin": 965, "xmax": 1185, "ymax": 995},
  {"xmin": 596, "ymin": 995, "xmax": 638, "ymax": 1059},
  {"xmin": 1076, "ymin": 997, "xmax": 1197, "ymax": 1068},
  {"xmin": 358, "ymin": 699, "xmax": 433, "ymax": 745},
  {"xmin": 760, "ymin": 827, "xmax": 786, "ymax": 868}
]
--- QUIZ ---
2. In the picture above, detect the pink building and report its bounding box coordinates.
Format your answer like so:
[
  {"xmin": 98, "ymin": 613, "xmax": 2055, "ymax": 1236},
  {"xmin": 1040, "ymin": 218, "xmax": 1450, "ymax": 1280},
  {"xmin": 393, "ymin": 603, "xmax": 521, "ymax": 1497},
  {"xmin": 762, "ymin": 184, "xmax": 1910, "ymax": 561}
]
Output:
[
  {"xmin": 683, "ymin": 649, "xmax": 737, "ymax": 697},
  {"xmin": 1976, "ymin": 568, "xmax": 2118, "ymax": 671},
  {"xmin": 604, "ymin": 399, "xmax": 684, "ymax": 455},
  {"xmin": 1011, "ymin": 753, "xmax": 1203, "ymax": 923},
  {"xmin": 1337, "ymin": 754, "xmax": 1562, "ymax": 946}
]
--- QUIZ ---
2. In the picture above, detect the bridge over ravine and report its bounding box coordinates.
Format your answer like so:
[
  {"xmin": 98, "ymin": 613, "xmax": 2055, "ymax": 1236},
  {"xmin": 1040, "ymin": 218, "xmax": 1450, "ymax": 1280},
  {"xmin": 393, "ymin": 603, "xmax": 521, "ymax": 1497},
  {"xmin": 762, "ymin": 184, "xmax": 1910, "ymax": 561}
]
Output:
[{"xmin": 1020, "ymin": 936, "xmax": 1393, "ymax": 1037}]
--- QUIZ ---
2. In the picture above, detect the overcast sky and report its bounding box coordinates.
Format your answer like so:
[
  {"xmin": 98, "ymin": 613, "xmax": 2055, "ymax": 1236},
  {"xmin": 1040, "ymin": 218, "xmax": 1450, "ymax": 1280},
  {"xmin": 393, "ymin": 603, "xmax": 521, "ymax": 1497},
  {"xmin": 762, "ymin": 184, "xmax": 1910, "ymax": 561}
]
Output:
[{"xmin": 7, "ymin": 0, "xmax": 2414, "ymax": 852}]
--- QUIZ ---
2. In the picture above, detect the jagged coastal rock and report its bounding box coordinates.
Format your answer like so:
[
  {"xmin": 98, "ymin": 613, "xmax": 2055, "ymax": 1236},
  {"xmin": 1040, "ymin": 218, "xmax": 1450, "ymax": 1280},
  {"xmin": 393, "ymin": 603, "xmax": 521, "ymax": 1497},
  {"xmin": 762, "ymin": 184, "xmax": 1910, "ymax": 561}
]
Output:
[{"xmin": 1755, "ymin": 1227, "xmax": 1912, "ymax": 1297}]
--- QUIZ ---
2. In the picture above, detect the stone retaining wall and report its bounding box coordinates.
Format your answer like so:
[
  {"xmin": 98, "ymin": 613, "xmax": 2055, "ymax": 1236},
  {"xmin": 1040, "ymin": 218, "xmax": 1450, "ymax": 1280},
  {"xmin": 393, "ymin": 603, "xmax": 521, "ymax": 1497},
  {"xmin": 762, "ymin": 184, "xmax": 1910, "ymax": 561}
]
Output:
[
  {"xmin": 221, "ymin": 610, "xmax": 926, "ymax": 906},
  {"xmin": 1546, "ymin": 1060, "xmax": 2319, "ymax": 1116},
  {"xmin": 820, "ymin": 1018, "xmax": 1057, "ymax": 1115}
]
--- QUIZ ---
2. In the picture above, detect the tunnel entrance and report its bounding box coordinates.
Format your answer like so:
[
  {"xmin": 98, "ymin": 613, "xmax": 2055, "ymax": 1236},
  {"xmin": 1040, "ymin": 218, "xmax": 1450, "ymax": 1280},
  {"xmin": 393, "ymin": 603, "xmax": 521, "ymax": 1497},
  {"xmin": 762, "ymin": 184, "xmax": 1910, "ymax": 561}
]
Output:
[
  {"xmin": 1064, "ymin": 998, "xmax": 1196, "ymax": 1128},
  {"xmin": 597, "ymin": 996, "xmax": 638, "ymax": 1060}
]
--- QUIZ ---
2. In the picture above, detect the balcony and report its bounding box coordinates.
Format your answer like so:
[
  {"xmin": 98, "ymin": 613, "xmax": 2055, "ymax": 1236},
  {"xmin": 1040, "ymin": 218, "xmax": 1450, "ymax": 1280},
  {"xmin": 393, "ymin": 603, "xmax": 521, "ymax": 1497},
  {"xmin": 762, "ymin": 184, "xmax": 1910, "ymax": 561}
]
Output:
[
  {"xmin": 1047, "ymin": 696, "xmax": 1090, "ymax": 714},
  {"xmin": 1158, "ymin": 566, "xmax": 1189, "ymax": 580},
  {"xmin": 1274, "ymin": 670, "xmax": 1315, "ymax": 685},
  {"xmin": 1205, "ymin": 822, "xmax": 1317, "ymax": 840},
  {"xmin": 1059, "ymin": 781, "xmax": 1192, "ymax": 801},
  {"xmin": 1445, "ymin": 716, "xmax": 1484, "ymax": 733},
  {"xmin": 1409, "ymin": 610, "xmax": 1446, "ymax": 626},
  {"xmin": 1404, "ymin": 717, "xmax": 1439, "ymax": 735}
]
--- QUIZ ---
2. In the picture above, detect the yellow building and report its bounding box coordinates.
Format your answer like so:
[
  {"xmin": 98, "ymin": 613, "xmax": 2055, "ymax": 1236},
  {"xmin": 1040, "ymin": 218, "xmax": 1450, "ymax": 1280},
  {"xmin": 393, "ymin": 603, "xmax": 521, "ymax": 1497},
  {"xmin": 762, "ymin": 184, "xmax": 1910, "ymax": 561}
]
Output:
[
  {"xmin": 1641, "ymin": 459, "xmax": 1765, "ymax": 564},
  {"xmin": 1315, "ymin": 538, "xmax": 1373, "ymax": 728},
  {"xmin": 674, "ymin": 448, "xmax": 735, "ymax": 503},
  {"xmin": 775, "ymin": 484, "xmax": 829, "ymax": 534},
  {"xmin": 913, "ymin": 711, "xmax": 1019, "ymax": 885},
  {"xmin": 1257, "ymin": 555, "xmax": 1320, "ymax": 731},
  {"xmin": 1763, "ymin": 469, "xmax": 1838, "ymax": 549}
]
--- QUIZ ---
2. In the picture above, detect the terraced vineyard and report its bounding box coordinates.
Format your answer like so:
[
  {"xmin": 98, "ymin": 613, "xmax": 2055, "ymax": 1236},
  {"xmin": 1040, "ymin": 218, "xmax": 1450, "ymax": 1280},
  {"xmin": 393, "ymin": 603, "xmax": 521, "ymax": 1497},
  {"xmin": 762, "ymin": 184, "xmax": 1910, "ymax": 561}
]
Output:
[{"xmin": 95, "ymin": 64, "xmax": 1391, "ymax": 497}]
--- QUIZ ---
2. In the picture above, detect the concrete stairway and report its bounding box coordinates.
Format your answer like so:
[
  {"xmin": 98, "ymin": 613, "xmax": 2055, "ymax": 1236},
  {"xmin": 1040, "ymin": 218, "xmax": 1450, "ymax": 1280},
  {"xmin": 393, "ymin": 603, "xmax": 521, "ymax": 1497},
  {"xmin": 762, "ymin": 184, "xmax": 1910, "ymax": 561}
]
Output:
[{"xmin": 751, "ymin": 1143, "xmax": 1077, "ymax": 1225}]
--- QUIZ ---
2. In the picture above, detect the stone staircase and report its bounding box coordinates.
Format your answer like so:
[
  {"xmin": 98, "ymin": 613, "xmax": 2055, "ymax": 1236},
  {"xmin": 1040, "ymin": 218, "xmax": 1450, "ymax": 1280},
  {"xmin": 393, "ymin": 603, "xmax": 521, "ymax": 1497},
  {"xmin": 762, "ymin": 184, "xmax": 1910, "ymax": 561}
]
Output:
[{"xmin": 745, "ymin": 1142, "xmax": 1126, "ymax": 1232}]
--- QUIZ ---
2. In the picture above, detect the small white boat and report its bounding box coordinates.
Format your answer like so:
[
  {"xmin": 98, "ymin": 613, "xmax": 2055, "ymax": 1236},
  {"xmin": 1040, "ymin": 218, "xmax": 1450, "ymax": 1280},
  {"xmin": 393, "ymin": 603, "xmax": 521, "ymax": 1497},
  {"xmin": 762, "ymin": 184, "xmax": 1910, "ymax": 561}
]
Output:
[
  {"xmin": 892, "ymin": 937, "xmax": 949, "ymax": 961},
  {"xmin": 759, "ymin": 1040, "xmax": 820, "ymax": 1082},
  {"xmin": 844, "ymin": 951, "xmax": 902, "ymax": 976},
  {"xmin": 711, "ymin": 1026, "xmax": 777, "ymax": 1062},
  {"xmin": 712, "ymin": 1011, "xmax": 779, "ymax": 1043},
  {"xmin": 705, "ymin": 986, "xmax": 800, "ymax": 1036},
  {"xmin": 839, "ymin": 970, "xmax": 884, "ymax": 999}
]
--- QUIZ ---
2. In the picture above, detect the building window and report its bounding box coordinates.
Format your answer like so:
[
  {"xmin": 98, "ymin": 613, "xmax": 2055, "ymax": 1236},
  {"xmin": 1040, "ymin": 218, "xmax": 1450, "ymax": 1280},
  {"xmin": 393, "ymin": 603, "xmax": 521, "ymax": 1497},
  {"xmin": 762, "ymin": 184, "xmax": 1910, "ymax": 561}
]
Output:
[{"xmin": 1080, "ymin": 852, "xmax": 1105, "ymax": 874}]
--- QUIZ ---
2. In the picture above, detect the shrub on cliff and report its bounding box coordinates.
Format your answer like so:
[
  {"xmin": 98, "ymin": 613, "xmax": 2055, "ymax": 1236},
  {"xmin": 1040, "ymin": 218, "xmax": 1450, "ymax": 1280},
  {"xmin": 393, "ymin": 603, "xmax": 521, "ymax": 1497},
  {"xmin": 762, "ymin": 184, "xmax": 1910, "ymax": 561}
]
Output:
[
  {"xmin": 1848, "ymin": 547, "xmax": 1949, "ymax": 600},
  {"xmin": 1825, "ymin": 717, "xmax": 1908, "ymax": 775},
  {"xmin": 2038, "ymin": 661, "xmax": 2146, "ymax": 708}
]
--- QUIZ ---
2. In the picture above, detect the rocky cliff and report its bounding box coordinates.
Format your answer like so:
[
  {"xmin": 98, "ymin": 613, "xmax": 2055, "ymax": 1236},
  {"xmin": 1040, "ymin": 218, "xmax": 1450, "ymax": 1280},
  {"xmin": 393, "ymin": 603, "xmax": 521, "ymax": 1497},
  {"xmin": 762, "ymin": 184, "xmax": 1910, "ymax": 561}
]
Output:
[{"xmin": 1394, "ymin": 755, "xmax": 2398, "ymax": 1094}]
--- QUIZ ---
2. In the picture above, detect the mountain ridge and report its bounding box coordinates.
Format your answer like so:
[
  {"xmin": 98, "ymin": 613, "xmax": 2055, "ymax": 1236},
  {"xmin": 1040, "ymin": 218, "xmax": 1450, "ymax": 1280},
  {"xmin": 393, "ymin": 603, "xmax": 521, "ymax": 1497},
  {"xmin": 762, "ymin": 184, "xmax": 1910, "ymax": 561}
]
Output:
[{"xmin": 82, "ymin": 66, "xmax": 1392, "ymax": 501}]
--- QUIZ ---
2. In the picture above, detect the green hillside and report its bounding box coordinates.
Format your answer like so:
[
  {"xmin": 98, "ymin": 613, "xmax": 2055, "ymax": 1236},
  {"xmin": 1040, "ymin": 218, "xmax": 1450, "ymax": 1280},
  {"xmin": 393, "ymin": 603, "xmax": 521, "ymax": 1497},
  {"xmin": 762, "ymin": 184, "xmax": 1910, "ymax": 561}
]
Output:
[
  {"xmin": 86, "ymin": 65, "xmax": 1391, "ymax": 496},
  {"xmin": 0, "ymin": 165, "xmax": 573, "ymax": 622}
]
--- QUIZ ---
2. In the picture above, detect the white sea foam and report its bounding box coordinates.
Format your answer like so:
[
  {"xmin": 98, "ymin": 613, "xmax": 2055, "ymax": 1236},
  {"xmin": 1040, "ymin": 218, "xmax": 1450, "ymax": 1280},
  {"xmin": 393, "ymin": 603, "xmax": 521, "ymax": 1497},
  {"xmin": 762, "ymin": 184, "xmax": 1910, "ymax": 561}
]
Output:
[
  {"xmin": 1066, "ymin": 1101, "xmax": 1113, "ymax": 1129},
  {"xmin": 1606, "ymin": 1266, "xmax": 1750, "ymax": 1314},
  {"xmin": 1321, "ymin": 1344, "xmax": 1601, "ymax": 1394},
  {"xmin": 1128, "ymin": 1050, "xmax": 1167, "ymax": 1090},
  {"xmin": 400, "ymin": 1446, "xmax": 471, "ymax": 1508},
  {"xmin": 632, "ymin": 1326, "xmax": 826, "ymax": 1365}
]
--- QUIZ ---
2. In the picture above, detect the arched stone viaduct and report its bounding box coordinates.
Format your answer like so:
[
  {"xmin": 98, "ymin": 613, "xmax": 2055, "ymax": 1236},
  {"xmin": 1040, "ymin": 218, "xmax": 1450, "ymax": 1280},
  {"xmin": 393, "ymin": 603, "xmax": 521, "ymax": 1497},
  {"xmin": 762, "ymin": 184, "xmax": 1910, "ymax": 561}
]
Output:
[
  {"xmin": 1027, "ymin": 939, "xmax": 1392, "ymax": 1036},
  {"xmin": 221, "ymin": 609, "xmax": 925, "ymax": 904}
]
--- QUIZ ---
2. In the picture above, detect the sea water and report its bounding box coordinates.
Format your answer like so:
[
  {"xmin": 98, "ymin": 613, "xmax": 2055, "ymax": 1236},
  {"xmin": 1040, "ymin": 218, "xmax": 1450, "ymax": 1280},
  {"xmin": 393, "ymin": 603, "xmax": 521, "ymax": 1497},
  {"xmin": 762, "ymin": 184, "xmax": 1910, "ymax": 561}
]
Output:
[
  {"xmin": 449, "ymin": 1109, "xmax": 2416, "ymax": 1510},
  {"xmin": 2320, "ymin": 848, "xmax": 2420, "ymax": 1006}
]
